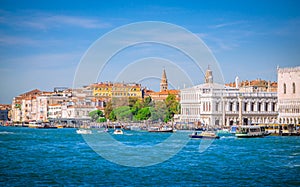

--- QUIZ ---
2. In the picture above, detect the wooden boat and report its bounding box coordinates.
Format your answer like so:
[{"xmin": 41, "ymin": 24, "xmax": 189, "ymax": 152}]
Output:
[
  {"xmin": 189, "ymin": 131, "xmax": 220, "ymax": 139},
  {"xmin": 235, "ymin": 125, "xmax": 264, "ymax": 138}
]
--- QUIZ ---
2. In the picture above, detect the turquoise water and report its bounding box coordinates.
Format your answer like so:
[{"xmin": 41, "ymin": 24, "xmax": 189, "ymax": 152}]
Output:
[{"xmin": 0, "ymin": 127, "xmax": 299, "ymax": 186}]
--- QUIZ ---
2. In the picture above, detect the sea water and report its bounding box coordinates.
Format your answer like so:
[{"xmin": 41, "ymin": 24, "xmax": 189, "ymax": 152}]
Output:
[{"xmin": 0, "ymin": 127, "xmax": 299, "ymax": 186}]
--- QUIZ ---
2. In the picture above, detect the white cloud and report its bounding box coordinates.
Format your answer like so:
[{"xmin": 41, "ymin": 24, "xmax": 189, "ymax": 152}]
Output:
[
  {"xmin": 0, "ymin": 10, "xmax": 112, "ymax": 30},
  {"xmin": 209, "ymin": 21, "xmax": 247, "ymax": 29}
]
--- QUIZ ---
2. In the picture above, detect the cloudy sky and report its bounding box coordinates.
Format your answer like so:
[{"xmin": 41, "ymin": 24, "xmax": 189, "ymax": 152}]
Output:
[{"xmin": 1, "ymin": 0, "xmax": 299, "ymax": 103}]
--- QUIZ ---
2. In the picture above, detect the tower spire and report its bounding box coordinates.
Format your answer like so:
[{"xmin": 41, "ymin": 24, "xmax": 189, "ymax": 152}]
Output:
[
  {"xmin": 205, "ymin": 66, "xmax": 213, "ymax": 83},
  {"xmin": 160, "ymin": 68, "xmax": 168, "ymax": 92}
]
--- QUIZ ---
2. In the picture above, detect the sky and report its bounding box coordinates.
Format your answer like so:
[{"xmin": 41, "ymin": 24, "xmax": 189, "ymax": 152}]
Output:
[{"xmin": 0, "ymin": 0, "xmax": 300, "ymax": 103}]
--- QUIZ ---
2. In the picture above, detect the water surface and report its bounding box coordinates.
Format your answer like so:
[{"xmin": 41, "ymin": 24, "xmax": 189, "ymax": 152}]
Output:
[{"xmin": 0, "ymin": 127, "xmax": 299, "ymax": 186}]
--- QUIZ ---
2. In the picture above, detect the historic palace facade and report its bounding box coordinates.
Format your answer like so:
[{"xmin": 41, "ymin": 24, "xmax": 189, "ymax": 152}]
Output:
[
  {"xmin": 180, "ymin": 68, "xmax": 278, "ymax": 127},
  {"xmin": 277, "ymin": 66, "xmax": 300, "ymax": 125}
]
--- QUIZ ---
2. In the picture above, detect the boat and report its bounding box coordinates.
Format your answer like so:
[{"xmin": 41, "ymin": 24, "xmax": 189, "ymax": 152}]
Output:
[
  {"xmin": 76, "ymin": 129, "xmax": 92, "ymax": 134},
  {"xmin": 113, "ymin": 129, "xmax": 123, "ymax": 135},
  {"xmin": 235, "ymin": 125, "xmax": 264, "ymax": 138},
  {"xmin": 189, "ymin": 131, "xmax": 220, "ymax": 139},
  {"xmin": 37, "ymin": 124, "xmax": 58, "ymax": 129},
  {"xmin": 148, "ymin": 126, "xmax": 174, "ymax": 133},
  {"xmin": 230, "ymin": 125, "xmax": 237, "ymax": 134}
]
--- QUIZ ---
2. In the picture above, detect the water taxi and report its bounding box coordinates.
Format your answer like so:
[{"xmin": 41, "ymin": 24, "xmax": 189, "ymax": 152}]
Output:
[
  {"xmin": 189, "ymin": 131, "xmax": 220, "ymax": 139},
  {"xmin": 235, "ymin": 125, "xmax": 264, "ymax": 138},
  {"xmin": 148, "ymin": 126, "xmax": 174, "ymax": 133}
]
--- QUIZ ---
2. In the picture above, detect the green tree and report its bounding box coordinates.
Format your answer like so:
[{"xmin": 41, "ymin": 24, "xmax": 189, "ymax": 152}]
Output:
[
  {"xmin": 135, "ymin": 107, "xmax": 151, "ymax": 121},
  {"xmin": 97, "ymin": 117, "xmax": 107, "ymax": 123},
  {"xmin": 164, "ymin": 94, "xmax": 180, "ymax": 122},
  {"xmin": 144, "ymin": 96, "xmax": 152, "ymax": 107},
  {"xmin": 89, "ymin": 109, "xmax": 105, "ymax": 122},
  {"xmin": 113, "ymin": 106, "xmax": 133, "ymax": 122},
  {"xmin": 131, "ymin": 99, "xmax": 143, "ymax": 116},
  {"xmin": 150, "ymin": 101, "xmax": 167, "ymax": 122},
  {"xmin": 109, "ymin": 110, "xmax": 117, "ymax": 121},
  {"xmin": 104, "ymin": 101, "xmax": 113, "ymax": 119}
]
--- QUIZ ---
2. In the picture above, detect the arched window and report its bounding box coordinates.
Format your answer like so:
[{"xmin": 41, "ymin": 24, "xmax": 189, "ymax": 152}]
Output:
[
  {"xmin": 284, "ymin": 83, "xmax": 286, "ymax": 94},
  {"xmin": 293, "ymin": 82, "xmax": 296, "ymax": 94}
]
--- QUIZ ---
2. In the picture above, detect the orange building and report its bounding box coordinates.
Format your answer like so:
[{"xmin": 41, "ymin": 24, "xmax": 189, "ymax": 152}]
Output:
[{"xmin": 226, "ymin": 78, "xmax": 277, "ymax": 93}]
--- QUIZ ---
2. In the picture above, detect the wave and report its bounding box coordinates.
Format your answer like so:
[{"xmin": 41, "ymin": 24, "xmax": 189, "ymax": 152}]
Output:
[{"xmin": 0, "ymin": 131, "xmax": 14, "ymax": 135}]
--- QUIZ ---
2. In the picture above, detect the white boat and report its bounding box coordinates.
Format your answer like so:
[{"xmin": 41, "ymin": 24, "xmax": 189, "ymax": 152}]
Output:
[
  {"xmin": 235, "ymin": 125, "xmax": 264, "ymax": 138},
  {"xmin": 113, "ymin": 129, "xmax": 123, "ymax": 135},
  {"xmin": 189, "ymin": 131, "xmax": 220, "ymax": 139},
  {"xmin": 76, "ymin": 129, "xmax": 92, "ymax": 134},
  {"xmin": 148, "ymin": 126, "xmax": 174, "ymax": 133}
]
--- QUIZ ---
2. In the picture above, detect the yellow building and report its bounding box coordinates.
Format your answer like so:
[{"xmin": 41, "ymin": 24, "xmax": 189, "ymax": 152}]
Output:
[
  {"xmin": 91, "ymin": 82, "xmax": 113, "ymax": 97},
  {"xmin": 91, "ymin": 82, "xmax": 143, "ymax": 98}
]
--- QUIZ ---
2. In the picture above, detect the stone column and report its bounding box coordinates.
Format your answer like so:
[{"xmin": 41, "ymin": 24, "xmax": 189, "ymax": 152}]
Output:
[{"xmin": 238, "ymin": 95, "xmax": 243, "ymax": 125}]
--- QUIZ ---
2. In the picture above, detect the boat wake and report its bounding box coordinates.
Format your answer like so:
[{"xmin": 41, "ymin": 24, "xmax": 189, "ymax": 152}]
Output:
[
  {"xmin": 220, "ymin": 136, "xmax": 236, "ymax": 139},
  {"xmin": 0, "ymin": 131, "xmax": 14, "ymax": 135}
]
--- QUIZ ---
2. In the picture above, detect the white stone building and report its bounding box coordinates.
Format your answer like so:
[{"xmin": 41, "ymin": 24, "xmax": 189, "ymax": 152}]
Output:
[
  {"xmin": 180, "ymin": 69, "xmax": 278, "ymax": 127},
  {"xmin": 278, "ymin": 66, "xmax": 300, "ymax": 125}
]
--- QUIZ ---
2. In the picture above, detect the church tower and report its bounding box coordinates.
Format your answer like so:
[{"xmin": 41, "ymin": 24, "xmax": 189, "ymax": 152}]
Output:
[
  {"xmin": 205, "ymin": 66, "xmax": 213, "ymax": 83},
  {"xmin": 160, "ymin": 68, "xmax": 168, "ymax": 92}
]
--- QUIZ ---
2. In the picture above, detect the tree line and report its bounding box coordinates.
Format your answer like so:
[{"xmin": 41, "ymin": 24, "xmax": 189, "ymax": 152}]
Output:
[{"xmin": 89, "ymin": 94, "xmax": 180, "ymax": 123}]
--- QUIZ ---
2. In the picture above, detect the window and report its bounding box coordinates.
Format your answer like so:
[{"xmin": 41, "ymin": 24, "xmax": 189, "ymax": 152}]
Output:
[
  {"xmin": 244, "ymin": 102, "xmax": 247, "ymax": 112},
  {"xmin": 258, "ymin": 103, "xmax": 261, "ymax": 112},
  {"xmin": 236, "ymin": 102, "xmax": 239, "ymax": 112},
  {"xmin": 265, "ymin": 103, "xmax": 268, "ymax": 112},
  {"xmin": 250, "ymin": 102, "xmax": 254, "ymax": 111},
  {"xmin": 215, "ymin": 102, "xmax": 219, "ymax": 112},
  {"xmin": 229, "ymin": 102, "xmax": 233, "ymax": 111},
  {"xmin": 272, "ymin": 103, "xmax": 276, "ymax": 112},
  {"xmin": 284, "ymin": 83, "xmax": 286, "ymax": 94},
  {"xmin": 293, "ymin": 82, "xmax": 296, "ymax": 94}
]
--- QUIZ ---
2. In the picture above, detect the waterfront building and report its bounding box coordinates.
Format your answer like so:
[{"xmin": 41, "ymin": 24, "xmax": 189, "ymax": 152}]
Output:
[
  {"xmin": 11, "ymin": 87, "xmax": 95, "ymax": 123},
  {"xmin": 277, "ymin": 66, "xmax": 300, "ymax": 125},
  {"xmin": 36, "ymin": 95, "xmax": 48, "ymax": 122},
  {"xmin": 11, "ymin": 89, "xmax": 43, "ymax": 123},
  {"xmin": 0, "ymin": 104, "xmax": 10, "ymax": 125},
  {"xmin": 226, "ymin": 78, "xmax": 277, "ymax": 93},
  {"xmin": 48, "ymin": 104, "xmax": 62, "ymax": 119},
  {"xmin": 91, "ymin": 82, "xmax": 143, "ymax": 98},
  {"xmin": 180, "ymin": 68, "xmax": 277, "ymax": 127}
]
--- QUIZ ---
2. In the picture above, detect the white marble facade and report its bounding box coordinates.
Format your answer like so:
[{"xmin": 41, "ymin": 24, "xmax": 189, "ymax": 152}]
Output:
[
  {"xmin": 277, "ymin": 66, "xmax": 300, "ymax": 125},
  {"xmin": 180, "ymin": 70, "xmax": 278, "ymax": 127}
]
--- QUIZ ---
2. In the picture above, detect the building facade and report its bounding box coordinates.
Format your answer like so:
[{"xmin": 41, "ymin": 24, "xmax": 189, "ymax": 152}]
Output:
[
  {"xmin": 91, "ymin": 82, "xmax": 143, "ymax": 98},
  {"xmin": 277, "ymin": 66, "xmax": 300, "ymax": 125},
  {"xmin": 180, "ymin": 69, "xmax": 277, "ymax": 127}
]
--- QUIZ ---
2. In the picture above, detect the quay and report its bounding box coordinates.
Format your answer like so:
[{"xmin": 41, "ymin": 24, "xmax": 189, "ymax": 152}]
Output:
[{"xmin": 3, "ymin": 120, "xmax": 300, "ymax": 136}]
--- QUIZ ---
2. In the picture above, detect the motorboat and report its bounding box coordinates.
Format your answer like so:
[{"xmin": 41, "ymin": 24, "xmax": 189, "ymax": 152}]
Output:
[
  {"xmin": 113, "ymin": 129, "xmax": 123, "ymax": 135},
  {"xmin": 76, "ymin": 129, "xmax": 92, "ymax": 134},
  {"xmin": 235, "ymin": 125, "xmax": 264, "ymax": 138},
  {"xmin": 148, "ymin": 126, "xmax": 174, "ymax": 133},
  {"xmin": 189, "ymin": 131, "xmax": 220, "ymax": 139}
]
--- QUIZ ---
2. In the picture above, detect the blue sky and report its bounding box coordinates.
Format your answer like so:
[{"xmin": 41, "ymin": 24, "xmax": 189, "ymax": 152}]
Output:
[{"xmin": 1, "ymin": 0, "xmax": 300, "ymax": 103}]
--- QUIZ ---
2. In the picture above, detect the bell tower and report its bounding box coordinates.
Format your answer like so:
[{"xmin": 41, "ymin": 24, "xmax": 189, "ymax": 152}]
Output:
[
  {"xmin": 205, "ymin": 66, "xmax": 213, "ymax": 84},
  {"xmin": 160, "ymin": 68, "xmax": 168, "ymax": 92}
]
